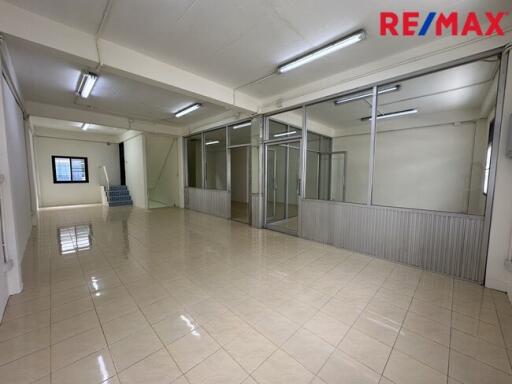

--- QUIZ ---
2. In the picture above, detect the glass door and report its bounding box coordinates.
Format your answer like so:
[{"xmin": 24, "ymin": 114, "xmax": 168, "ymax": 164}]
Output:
[{"xmin": 265, "ymin": 140, "xmax": 301, "ymax": 235}]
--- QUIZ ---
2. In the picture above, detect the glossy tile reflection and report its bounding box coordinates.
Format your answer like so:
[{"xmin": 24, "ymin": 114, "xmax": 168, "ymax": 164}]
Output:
[
  {"xmin": 1, "ymin": 205, "xmax": 512, "ymax": 383},
  {"xmin": 57, "ymin": 224, "xmax": 92, "ymax": 254}
]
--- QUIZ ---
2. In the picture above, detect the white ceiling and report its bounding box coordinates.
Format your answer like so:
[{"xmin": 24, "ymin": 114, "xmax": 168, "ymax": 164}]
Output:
[
  {"xmin": 5, "ymin": 35, "xmax": 229, "ymax": 127},
  {"xmin": 6, "ymin": 0, "xmax": 510, "ymax": 100},
  {"xmin": 32, "ymin": 116, "xmax": 125, "ymax": 136}
]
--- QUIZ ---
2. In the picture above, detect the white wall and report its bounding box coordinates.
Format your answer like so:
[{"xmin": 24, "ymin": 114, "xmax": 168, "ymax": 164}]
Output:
[
  {"xmin": 0, "ymin": 76, "xmax": 32, "ymax": 316},
  {"xmin": 124, "ymin": 134, "xmax": 147, "ymax": 209},
  {"xmin": 34, "ymin": 131, "xmax": 120, "ymax": 207},
  {"xmin": 146, "ymin": 133, "xmax": 179, "ymax": 207},
  {"xmin": 486, "ymin": 56, "xmax": 512, "ymax": 294}
]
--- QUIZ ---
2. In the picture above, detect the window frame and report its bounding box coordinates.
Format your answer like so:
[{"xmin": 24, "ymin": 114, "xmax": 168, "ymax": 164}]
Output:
[{"xmin": 52, "ymin": 155, "xmax": 89, "ymax": 184}]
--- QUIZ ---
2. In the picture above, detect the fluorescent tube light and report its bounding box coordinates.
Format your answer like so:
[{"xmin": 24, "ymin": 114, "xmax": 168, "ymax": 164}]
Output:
[
  {"xmin": 205, "ymin": 140, "xmax": 220, "ymax": 145},
  {"xmin": 277, "ymin": 30, "xmax": 366, "ymax": 74},
  {"xmin": 81, "ymin": 123, "xmax": 89, "ymax": 131},
  {"xmin": 175, "ymin": 103, "xmax": 202, "ymax": 118},
  {"xmin": 361, "ymin": 109, "xmax": 418, "ymax": 121},
  {"xmin": 232, "ymin": 122, "xmax": 251, "ymax": 129},
  {"xmin": 77, "ymin": 72, "xmax": 98, "ymax": 98},
  {"xmin": 334, "ymin": 85, "xmax": 400, "ymax": 105},
  {"xmin": 273, "ymin": 131, "xmax": 297, "ymax": 137}
]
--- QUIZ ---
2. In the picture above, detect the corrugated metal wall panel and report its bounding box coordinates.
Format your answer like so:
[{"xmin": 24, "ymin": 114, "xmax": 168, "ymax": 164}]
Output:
[
  {"xmin": 186, "ymin": 188, "xmax": 230, "ymax": 219},
  {"xmin": 301, "ymin": 199, "xmax": 485, "ymax": 282}
]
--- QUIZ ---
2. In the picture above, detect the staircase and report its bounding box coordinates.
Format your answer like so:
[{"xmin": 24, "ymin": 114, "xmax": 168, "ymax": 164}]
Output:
[{"xmin": 105, "ymin": 185, "xmax": 133, "ymax": 207}]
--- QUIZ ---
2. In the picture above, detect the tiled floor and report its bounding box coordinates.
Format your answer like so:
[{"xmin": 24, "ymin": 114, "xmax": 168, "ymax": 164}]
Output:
[{"xmin": 1, "ymin": 205, "xmax": 512, "ymax": 384}]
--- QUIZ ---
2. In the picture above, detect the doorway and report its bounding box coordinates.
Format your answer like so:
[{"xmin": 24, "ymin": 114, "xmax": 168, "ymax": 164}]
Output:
[
  {"xmin": 119, "ymin": 142, "xmax": 126, "ymax": 185},
  {"xmin": 265, "ymin": 140, "xmax": 301, "ymax": 235},
  {"xmin": 230, "ymin": 146, "xmax": 250, "ymax": 223}
]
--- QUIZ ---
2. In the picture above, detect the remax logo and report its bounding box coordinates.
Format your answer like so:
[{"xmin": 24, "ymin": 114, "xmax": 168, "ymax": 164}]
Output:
[{"xmin": 380, "ymin": 11, "xmax": 508, "ymax": 36}]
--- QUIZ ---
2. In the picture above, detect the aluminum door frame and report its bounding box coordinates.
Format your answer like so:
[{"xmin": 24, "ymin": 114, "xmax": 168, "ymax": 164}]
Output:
[{"xmin": 264, "ymin": 138, "xmax": 303, "ymax": 234}]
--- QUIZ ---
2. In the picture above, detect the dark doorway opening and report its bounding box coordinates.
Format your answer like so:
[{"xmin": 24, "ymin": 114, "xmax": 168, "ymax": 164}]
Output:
[{"xmin": 119, "ymin": 142, "xmax": 126, "ymax": 185}]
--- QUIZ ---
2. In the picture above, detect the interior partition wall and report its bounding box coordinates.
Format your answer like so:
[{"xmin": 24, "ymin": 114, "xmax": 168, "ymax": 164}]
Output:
[
  {"xmin": 182, "ymin": 49, "xmax": 507, "ymax": 282},
  {"xmin": 183, "ymin": 119, "xmax": 259, "ymax": 222},
  {"xmin": 262, "ymin": 48, "xmax": 507, "ymax": 282}
]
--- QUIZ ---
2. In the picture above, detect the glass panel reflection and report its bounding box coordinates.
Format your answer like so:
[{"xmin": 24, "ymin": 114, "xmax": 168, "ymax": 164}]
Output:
[{"xmin": 58, "ymin": 224, "xmax": 92, "ymax": 254}]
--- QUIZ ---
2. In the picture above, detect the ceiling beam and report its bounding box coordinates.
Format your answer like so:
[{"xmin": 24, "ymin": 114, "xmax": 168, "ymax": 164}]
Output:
[
  {"xmin": 0, "ymin": 0, "xmax": 260, "ymax": 113},
  {"xmin": 26, "ymin": 101, "xmax": 185, "ymax": 136}
]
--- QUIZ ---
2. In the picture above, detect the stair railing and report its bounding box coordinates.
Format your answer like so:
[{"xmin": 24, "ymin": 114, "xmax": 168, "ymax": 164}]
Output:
[{"xmin": 100, "ymin": 165, "xmax": 110, "ymax": 190}]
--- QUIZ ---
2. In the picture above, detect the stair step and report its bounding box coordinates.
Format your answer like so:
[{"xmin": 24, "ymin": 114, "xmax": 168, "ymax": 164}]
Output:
[
  {"xmin": 108, "ymin": 200, "xmax": 133, "ymax": 207},
  {"xmin": 107, "ymin": 190, "xmax": 130, "ymax": 197},
  {"xmin": 108, "ymin": 185, "xmax": 128, "ymax": 191},
  {"xmin": 108, "ymin": 196, "xmax": 132, "ymax": 202},
  {"xmin": 105, "ymin": 185, "xmax": 132, "ymax": 207}
]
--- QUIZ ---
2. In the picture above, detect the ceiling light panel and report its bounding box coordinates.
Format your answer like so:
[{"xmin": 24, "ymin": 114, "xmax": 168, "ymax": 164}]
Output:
[
  {"xmin": 76, "ymin": 72, "xmax": 98, "ymax": 98},
  {"xmin": 277, "ymin": 30, "xmax": 366, "ymax": 74},
  {"xmin": 175, "ymin": 103, "xmax": 202, "ymax": 118}
]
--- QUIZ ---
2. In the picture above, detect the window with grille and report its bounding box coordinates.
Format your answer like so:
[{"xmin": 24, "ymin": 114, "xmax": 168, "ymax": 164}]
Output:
[{"xmin": 52, "ymin": 156, "xmax": 89, "ymax": 183}]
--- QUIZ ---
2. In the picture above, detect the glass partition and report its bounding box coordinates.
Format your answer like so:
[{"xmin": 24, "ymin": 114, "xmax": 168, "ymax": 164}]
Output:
[
  {"xmin": 229, "ymin": 121, "xmax": 253, "ymax": 223},
  {"xmin": 305, "ymin": 132, "xmax": 333, "ymax": 200},
  {"xmin": 186, "ymin": 134, "xmax": 202, "ymax": 188},
  {"xmin": 305, "ymin": 89, "xmax": 373, "ymax": 204},
  {"xmin": 373, "ymin": 56, "xmax": 500, "ymax": 215},
  {"xmin": 229, "ymin": 121, "xmax": 251, "ymax": 146},
  {"xmin": 267, "ymin": 110, "xmax": 303, "ymax": 140},
  {"xmin": 204, "ymin": 128, "xmax": 227, "ymax": 190}
]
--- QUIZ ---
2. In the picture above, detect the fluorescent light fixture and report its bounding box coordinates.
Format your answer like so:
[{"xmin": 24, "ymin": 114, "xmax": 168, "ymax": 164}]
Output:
[
  {"xmin": 334, "ymin": 85, "xmax": 400, "ymax": 105},
  {"xmin": 77, "ymin": 72, "xmax": 98, "ymax": 98},
  {"xmin": 81, "ymin": 123, "xmax": 89, "ymax": 131},
  {"xmin": 361, "ymin": 109, "xmax": 418, "ymax": 121},
  {"xmin": 174, "ymin": 103, "xmax": 202, "ymax": 118},
  {"xmin": 277, "ymin": 30, "xmax": 366, "ymax": 74},
  {"xmin": 232, "ymin": 122, "xmax": 251, "ymax": 129},
  {"xmin": 273, "ymin": 130, "xmax": 297, "ymax": 137},
  {"xmin": 205, "ymin": 140, "xmax": 220, "ymax": 145}
]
